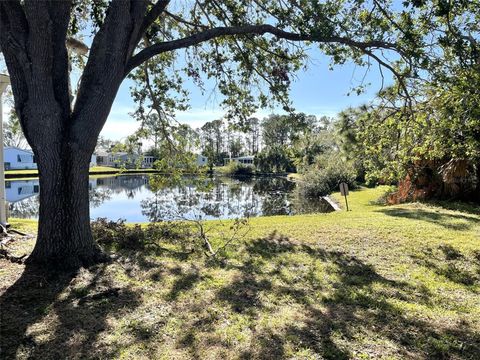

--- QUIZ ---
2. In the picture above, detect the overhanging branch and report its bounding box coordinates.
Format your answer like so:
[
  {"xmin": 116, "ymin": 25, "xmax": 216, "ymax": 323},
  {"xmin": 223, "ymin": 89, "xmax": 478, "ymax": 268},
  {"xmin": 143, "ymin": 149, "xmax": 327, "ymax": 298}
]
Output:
[
  {"xmin": 134, "ymin": 0, "xmax": 171, "ymax": 46},
  {"xmin": 125, "ymin": 24, "xmax": 402, "ymax": 75}
]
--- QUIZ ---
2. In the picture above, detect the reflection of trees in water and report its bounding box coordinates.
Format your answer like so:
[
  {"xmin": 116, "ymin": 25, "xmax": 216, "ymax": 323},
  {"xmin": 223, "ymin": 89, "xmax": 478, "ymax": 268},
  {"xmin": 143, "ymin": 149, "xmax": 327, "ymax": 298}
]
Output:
[
  {"xmin": 140, "ymin": 176, "xmax": 300, "ymax": 221},
  {"xmin": 89, "ymin": 188, "xmax": 113, "ymax": 208},
  {"xmin": 290, "ymin": 187, "xmax": 336, "ymax": 214},
  {"xmin": 8, "ymin": 196, "xmax": 40, "ymax": 218},
  {"xmin": 252, "ymin": 177, "xmax": 295, "ymax": 194},
  {"xmin": 253, "ymin": 177, "xmax": 296, "ymax": 216}
]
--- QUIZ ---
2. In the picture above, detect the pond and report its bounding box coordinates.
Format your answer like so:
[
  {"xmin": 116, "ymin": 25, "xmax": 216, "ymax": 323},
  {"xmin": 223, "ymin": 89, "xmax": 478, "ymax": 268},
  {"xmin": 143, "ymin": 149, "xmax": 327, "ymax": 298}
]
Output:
[{"xmin": 6, "ymin": 174, "xmax": 334, "ymax": 222}]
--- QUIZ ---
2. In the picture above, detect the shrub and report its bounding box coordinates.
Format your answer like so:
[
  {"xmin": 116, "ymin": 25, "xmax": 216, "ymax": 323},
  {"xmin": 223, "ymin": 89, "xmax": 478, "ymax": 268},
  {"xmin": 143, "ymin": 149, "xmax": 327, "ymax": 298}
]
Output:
[
  {"xmin": 92, "ymin": 218, "xmax": 191, "ymax": 251},
  {"xmin": 255, "ymin": 146, "xmax": 296, "ymax": 173},
  {"xmin": 223, "ymin": 161, "xmax": 255, "ymax": 176},
  {"xmin": 91, "ymin": 216, "xmax": 250, "ymax": 259},
  {"xmin": 299, "ymin": 153, "xmax": 357, "ymax": 198}
]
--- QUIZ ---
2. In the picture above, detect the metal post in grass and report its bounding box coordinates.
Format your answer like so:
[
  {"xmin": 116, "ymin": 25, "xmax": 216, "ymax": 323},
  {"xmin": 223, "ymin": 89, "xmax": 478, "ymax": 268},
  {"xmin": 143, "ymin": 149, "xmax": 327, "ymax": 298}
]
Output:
[
  {"xmin": 0, "ymin": 73, "xmax": 11, "ymax": 226},
  {"xmin": 339, "ymin": 182, "xmax": 349, "ymax": 211}
]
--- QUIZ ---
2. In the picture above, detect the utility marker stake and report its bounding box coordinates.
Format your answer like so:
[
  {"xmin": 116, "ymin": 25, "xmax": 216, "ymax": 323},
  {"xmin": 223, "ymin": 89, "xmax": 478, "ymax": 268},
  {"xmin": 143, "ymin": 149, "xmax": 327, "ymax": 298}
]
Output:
[{"xmin": 339, "ymin": 182, "xmax": 350, "ymax": 211}]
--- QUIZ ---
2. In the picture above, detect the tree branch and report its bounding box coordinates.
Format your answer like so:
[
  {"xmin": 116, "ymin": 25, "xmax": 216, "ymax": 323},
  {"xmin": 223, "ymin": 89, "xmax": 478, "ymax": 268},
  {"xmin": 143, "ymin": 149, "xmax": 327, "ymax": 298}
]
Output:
[
  {"xmin": 45, "ymin": 1, "xmax": 73, "ymax": 115},
  {"xmin": 125, "ymin": 24, "xmax": 402, "ymax": 75},
  {"xmin": 73, "ymin": 0, "xmax": 147, "ymax": 150},
  {"xmin": 0, "ymin": 1, "xmax": 29, "ymax": 109},
  {"xmin": 0, "ymin": 1, "xmax": 28, "ymax": 53},
  {"xmin": 164, "ymin": 10, "xmax": 208, "ymax": 30},
  {"xmin": 134, "ymin": 0, "xmax": 170, "ymax": 46}
]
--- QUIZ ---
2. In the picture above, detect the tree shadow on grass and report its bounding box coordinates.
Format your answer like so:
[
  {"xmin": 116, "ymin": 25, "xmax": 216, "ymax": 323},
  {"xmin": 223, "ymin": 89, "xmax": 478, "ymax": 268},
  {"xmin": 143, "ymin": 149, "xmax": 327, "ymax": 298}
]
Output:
[
  {"xmin": 213, "ymin": 232, "xmax": 480, "ymax": 359},
  {"xmin": 216, "ymin": 259, "xmax": 272, "ymax": 316},
  {"xmin": 376, "ymin": 207, "xmax": 479, "ymax": 231},
  {"xmin": 0, "ymin": 265, "xmax": 74, "ymax": 359},
  {"xmin": 0, "ymin": 263, "xmax": 140, "ymax": 359},
  {"xmin": 424, "ymin": 200, "xmax": 480, "ymax": 217},
  {"xmin": 166, "ymin": 265, "xmax": 207, "ymax": 301},
  {"xmin": 411, "ymin": 245, "xmax": 480, "ymax": 287}
]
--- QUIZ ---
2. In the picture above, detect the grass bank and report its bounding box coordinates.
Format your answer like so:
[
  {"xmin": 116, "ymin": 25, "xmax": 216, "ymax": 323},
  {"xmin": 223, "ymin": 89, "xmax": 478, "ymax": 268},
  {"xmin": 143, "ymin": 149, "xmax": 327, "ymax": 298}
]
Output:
[
  {"xmin": 5, "ymin": 166, "xmax": 161, "ymax": 180},
  {"xmin": 1, "ymin": 187, "xmax": 479, "ymax": 359}
]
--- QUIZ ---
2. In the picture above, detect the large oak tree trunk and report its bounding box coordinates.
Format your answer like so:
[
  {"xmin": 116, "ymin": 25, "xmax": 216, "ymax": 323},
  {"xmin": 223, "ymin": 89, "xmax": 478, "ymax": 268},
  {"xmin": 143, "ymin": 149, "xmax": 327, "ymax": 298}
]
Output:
[
  {"xmin": 0, "ymin": 1, "xmax": 149, "ymax": 271},
  {"xmin": 27, "ymin": 142, "xmax": 106, "ymax": 270}
]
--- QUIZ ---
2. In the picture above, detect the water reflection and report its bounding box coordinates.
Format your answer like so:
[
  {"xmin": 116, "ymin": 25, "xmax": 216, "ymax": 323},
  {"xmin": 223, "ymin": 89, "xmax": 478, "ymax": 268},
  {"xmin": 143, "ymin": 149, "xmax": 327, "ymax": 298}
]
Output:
[{"xmin": 5, "ymin": 174, "xmax": 334, "ymax": 221}]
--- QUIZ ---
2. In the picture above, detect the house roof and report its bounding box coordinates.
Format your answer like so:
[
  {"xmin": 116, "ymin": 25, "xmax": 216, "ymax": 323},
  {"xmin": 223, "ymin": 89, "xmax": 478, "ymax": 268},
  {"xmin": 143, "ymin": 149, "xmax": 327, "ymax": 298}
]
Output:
[
  {"xmin": 95, "ymin": 150, "xmax": 110, "ymax": 156},
  {"xmin": 233, "ymin": 155, "xmax": 255, "ymax": 160},
  {"xmin": 94, "ymin": 151, "xmax": 129, "ymax": 157},
  {"xmin": 4, "ymin": 146, "xmax": 34, "ymax": 154}
]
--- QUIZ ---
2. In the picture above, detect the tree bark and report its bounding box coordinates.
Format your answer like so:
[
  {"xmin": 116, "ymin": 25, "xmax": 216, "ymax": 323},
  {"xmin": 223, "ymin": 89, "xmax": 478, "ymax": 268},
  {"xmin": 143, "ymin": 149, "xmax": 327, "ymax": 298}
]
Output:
[
  {"xmin": 26, "ymin": 141, "xmax": 106, "ymax": 270},
  {"xmin": 0, "ymin": 1, "xmax": 148, "ymax": 271}
]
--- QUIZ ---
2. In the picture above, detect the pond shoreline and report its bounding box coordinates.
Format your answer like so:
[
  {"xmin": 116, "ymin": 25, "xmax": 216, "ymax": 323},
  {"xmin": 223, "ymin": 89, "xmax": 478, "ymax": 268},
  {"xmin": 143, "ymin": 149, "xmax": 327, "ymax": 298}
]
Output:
[{"xmin": 5, "ymin": 168, "xmax": 296, "ymax": 180}]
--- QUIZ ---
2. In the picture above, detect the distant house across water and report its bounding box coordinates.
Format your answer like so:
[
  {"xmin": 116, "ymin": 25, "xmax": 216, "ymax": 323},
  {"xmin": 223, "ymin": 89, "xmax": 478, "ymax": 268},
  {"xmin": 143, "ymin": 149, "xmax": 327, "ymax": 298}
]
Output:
[
  {"xmin": 3, "ymin": 147, "xmax": 36, "ymax": 170},
  {"xmin": 3, "ymin": 146, "xmax": 97, "ymax": 170},
  {"xmin": 95, "ymin": 150, "xmax": 156, "ymax": 168},
  {"xmin": 196, "ymin": 154, "xmax": 208, "ymax": 166},
  {"xmin": 224, "ymin": 155, "xmax": 255, "ymax": 166},
  {"xmin": 95, "ymin": 150, "xmax": 207, "ymax": 169}
]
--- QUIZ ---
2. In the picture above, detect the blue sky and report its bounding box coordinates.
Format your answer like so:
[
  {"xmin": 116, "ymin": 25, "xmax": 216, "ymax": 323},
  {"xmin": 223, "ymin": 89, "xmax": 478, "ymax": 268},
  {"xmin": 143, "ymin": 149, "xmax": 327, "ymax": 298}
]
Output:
[
  {"xmin": 1, "ymin": 47, "xmax": 393, "ymax": 141},
  {"xmin": 103, "ymin": 47, "xmax": 393, "ymax": 140}
]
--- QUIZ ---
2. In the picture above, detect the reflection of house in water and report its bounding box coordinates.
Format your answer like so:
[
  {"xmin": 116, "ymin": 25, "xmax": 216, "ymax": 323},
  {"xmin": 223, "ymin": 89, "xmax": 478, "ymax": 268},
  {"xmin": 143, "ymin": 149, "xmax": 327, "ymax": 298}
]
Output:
[
  {"xmin": 6, "ymin": 179, "xmax": 98, "ymax": 204},
  {"xmin": 95, "ymin": 175, "xmax": 148, "ymax": 197},
  {"xmin": 5, "ymin": 179, "xmax": 40, "ymax": 203},
  {"xmin": 5, "ymin": 176, "xmax": 147, "ymax": 203},
  {"xmin": 5, "ymin": 179, "xmax": 41, "ymax": 219}
]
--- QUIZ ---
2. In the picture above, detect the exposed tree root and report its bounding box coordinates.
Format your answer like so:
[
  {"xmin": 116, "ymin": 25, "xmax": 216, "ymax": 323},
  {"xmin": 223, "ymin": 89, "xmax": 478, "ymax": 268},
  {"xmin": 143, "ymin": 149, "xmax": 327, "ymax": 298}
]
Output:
[
  {"xmin": 25, "ymin": 246, "xmax": 112, "ymax": 274},
  {"xmin": 0, "ymin": 248, "xmax": 27, "ymax": 264},
  {"xmin": 77, "ymin": 287, "xmax": 121, "ymax": 305}
]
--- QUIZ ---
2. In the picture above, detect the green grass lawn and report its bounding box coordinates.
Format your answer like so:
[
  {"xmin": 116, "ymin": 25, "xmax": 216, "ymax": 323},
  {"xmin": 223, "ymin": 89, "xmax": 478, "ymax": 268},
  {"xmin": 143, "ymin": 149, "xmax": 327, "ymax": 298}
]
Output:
[
  {"xmin": 4, "ymin": 166, "xmax": 121, "ymax": 181},
  {"xmin": 1, "ymin": 187, "xmax": 479, "ymax": 359},
  {"xmin": 4, "ymin": 166, "xmax": 161, "ymax": 180},
  {"xmin": 5, "ymin": 166, "xmax": 118, "ymax": 176}
]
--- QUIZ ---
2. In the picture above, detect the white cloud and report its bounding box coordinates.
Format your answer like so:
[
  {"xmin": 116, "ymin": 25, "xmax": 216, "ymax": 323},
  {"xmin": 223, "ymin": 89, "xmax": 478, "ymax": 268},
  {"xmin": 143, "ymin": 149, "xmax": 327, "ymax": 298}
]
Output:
[
  {"xmin": 174, "ymin": 108, "xmax": 274, "ymax": 129},
  {"xmin": 100, "ymin": 102, "xmax": 138, "ymax": 139},
  {"xmin": 108, "ymin": 104, "xmax": 136, "ymax": 119},
  {"xmin": 299, "ymin": 105, "xmax": 339, "ymax": 117},
  {"xmin": 100, "ymin": 118, "xmax": 140, "ymax": 140}
]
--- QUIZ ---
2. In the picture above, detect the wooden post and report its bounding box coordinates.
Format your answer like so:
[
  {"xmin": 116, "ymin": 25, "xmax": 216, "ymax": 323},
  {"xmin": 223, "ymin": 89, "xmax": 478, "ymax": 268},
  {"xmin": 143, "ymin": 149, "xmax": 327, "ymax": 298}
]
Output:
[{"xmin": 339, "ymin": 182, "xmax": 350, "ymax": 211}]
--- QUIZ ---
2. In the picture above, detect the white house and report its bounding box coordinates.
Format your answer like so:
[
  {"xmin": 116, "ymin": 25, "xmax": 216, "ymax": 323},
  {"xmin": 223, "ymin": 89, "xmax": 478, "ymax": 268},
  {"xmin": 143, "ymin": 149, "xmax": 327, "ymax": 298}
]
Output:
[
  {"xmin": 3, "ymin": 147, "xmax": 98, "ymax": 169},
  {"xmin": 196, "ymin": 154, "xmax": 208, "ymax": 166},
  {"xmin": 95, "ymin": 150, "xmax": 109, "ymax": 167},
  {"xmin": 90, "ymin": 154, "xmax": 97, "ymax": 167},
  {"xmin": 3, "ymin": 147, "xmax": 37, "ymax": 170},
  {"xmin": 95, "ymin": 150, "xmax": 156, "ymax": 169},
  {"xmin": 142, "ymin": 156, "xmax": 156, "ymax": 168},
  {"xmin": 224, "ymin": 155, "xmax": 255, "ymax": 166},
  {"xmin": 95, "ymin": 151, "xmax": 131, "ymax": 168}
]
